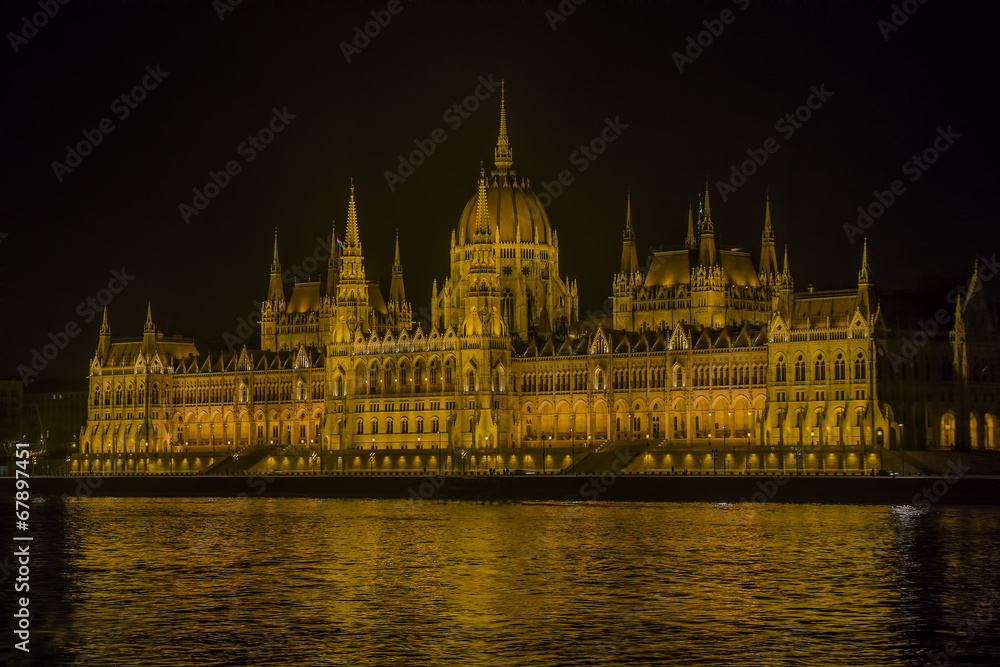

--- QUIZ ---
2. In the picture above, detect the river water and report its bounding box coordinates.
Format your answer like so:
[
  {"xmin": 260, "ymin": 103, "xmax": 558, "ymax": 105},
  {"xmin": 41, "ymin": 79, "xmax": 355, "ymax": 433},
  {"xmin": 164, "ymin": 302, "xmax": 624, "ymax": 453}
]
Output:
[{"xmin": 4, "ymin": 498, "xmax": 1000, "ymax": 666}]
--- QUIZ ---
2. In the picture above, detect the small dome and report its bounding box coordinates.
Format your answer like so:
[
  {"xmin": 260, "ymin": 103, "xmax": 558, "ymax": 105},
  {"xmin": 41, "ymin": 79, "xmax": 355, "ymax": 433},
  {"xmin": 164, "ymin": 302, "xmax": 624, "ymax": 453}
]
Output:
[{"xmin": 458, "ymin": 175, "xmax": 552, "ymax": 245}]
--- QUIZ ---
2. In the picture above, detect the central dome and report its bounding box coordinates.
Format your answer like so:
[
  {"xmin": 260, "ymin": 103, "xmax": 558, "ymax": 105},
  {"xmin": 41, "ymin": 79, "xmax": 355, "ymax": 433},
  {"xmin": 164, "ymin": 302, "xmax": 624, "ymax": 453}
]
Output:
[{"xmin": 458, "ymin": 175, "xmax": 552, "ymax": 245}]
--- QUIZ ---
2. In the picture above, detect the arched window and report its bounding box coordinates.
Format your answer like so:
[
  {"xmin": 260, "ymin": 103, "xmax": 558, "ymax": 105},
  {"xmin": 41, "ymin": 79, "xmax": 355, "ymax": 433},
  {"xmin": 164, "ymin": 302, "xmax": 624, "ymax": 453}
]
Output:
[
  {"xmin": 416, "ymin": 417, "xmax": 424, "ymax": 434},
  {"xmin": 775, "ymin": 359, "xmax": 786, "ymax": 383},
  {"xmin": 401, "ymin": 418, "xmax": 408, "ymax": 434},
  {"xmin": 795, "ymin": 356, "xmax": 805, "ymax": 382},
  {"xmin": 835, "ymin": 354, "xmax": 845, "ymax": 380},
  {"xmin": 855, "ymin": 353, "xmax": 866, "ymax": 380},
  {"xmin": 432, "ymin": 417, "xmax": 439, "ymax": 433},
  {"xmin": 386, "ymin": 418, "xmax": 394, "ymax": 434},
  {"xmin": 814, "ymin": 356, "xmax": 825, "ymax": 381},
  {"xmin": 371, "ymin": 419, "xmax": 379, "ymax": 434},
  {"xmin": 501, "ymin": 289, "xmax": 514, "ymax": 328},
  {"xmin": 356, "ymin": 420, "xmax": 364, "ymax": 435},
  {"xmin": 467, "ymin": 369, "xmax": 476, "ymax": 392}
]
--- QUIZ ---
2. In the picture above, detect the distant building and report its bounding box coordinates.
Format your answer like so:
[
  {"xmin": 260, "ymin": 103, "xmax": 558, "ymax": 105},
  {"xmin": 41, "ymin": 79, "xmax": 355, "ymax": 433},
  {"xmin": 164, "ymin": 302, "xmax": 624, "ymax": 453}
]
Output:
[
  {"xmin": 79, "ymin": 90, "xmax": 999, "ymax": 463},
  {"xmin": 23, "ymin": 379, "xmax": 87, "ymax": 455},
  {"xmin": 0, "ymin": 379, "xmax": 24, "ymax": 448}
]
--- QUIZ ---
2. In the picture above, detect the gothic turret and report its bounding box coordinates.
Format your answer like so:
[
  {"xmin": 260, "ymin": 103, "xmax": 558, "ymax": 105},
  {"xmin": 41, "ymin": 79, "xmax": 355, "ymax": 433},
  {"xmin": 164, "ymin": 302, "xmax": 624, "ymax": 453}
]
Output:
[
  {"xmin": 98, "ymin": 306, "xmax": 111, "ymax": 361},
  {"xmin": 267, "ymin": 230, "xmax": 284, "ymax": 303},
  {"xmin": 339, "ymin": 180, "xmax": 367, "ymax": 287},
  {"xmin": 684, "ymin": 200, "xmax": 697, "ymax": 251},
  {"xmin": 619, "ymin": 189, "xmax": 639, "ymax": 276},
  {"xmin": 142, "ymin": 302, "xmax": 155, "ymax": 352},
  {"xmin": 697, "ymin": 181, "xmax": 717, "ymax": 267},
  {"xmin": 856, "ymin": 238, "xmax": 874, "ymax": 319},
  {"xmin": 389, "ymin": 231, "xmax": 406, "ymax": 305},
  {"xmin": 759, "ymin": 189, "xmax": 779, "ymax": 280}
]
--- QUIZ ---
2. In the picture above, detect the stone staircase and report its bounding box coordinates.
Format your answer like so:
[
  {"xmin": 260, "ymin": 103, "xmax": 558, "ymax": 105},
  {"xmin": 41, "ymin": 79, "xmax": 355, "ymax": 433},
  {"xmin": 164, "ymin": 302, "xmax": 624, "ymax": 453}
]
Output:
[{"xmin": 564, "ymin": 440, "xmax": 646, "ymax": 475}]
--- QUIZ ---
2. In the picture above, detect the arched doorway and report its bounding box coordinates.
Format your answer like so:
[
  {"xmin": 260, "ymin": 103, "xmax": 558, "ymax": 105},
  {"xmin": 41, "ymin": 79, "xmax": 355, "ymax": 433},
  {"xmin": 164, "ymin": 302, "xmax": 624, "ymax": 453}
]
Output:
[{"xmin": 940, "ymin": 413, "xmax": 955, "ymax": 448}]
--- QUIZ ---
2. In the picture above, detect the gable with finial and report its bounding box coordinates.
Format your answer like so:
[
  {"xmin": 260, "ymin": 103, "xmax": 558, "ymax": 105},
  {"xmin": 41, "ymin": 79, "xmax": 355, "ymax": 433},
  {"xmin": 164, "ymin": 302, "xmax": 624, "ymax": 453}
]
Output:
[
  {"xmin": 769, "ymin": 315, "xmax": 788, "ymax": 343},
  {"xmin": 848, "ymin": 309, "xmax": 869, "ymax": 339},
  {"xmin": 668, "ymin": 322, "xmax": 689, "ymax": 351}
]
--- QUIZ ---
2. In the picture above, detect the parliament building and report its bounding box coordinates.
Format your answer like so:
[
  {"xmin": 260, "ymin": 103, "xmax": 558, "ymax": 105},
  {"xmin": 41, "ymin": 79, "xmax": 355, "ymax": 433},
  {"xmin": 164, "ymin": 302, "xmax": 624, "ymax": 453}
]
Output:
[{"xmin": 80, "ymin": 91, "xmax": 999, "ymax": 469}]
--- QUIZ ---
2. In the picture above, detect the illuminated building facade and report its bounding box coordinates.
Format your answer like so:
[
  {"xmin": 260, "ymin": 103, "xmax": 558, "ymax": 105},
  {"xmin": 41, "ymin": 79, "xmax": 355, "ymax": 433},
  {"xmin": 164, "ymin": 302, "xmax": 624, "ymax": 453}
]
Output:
[{"xmin": 80, "ymin": 93, "xmax": 998, "ymax": 460}]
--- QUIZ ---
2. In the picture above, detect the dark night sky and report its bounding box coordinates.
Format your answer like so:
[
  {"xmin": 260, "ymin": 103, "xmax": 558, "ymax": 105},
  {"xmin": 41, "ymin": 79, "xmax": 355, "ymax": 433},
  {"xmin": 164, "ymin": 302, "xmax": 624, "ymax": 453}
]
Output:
[{"xmin": 1, "ymin": 0, "xmax": 996, "ymax": 384}]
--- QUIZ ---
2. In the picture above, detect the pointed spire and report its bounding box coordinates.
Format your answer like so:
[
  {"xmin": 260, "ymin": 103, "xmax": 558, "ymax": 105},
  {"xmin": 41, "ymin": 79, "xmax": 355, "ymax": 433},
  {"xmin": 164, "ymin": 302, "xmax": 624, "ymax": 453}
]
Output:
[
  {"xmin": 389, "ymin": 230, "xmax": 406, "ymax": 305},
  {"xmin": 100, "ymin": 306, "xmax": 110, "ymax": 336},
  {"xmin": 697, "ymin": 179, "xmax": 717, "ymax": 267},
  {"xmin": 623, "ymin": 188, "xmax": 634, "ymax": 241},
  {"xmin": 858, "ymin": 237, "xmax": 870, "ymax": 284},
  {"xmin": 763, "ymin": 187, "xmax": 773, "ymax": 238},
  {"xmin": 701, "ymin": 178, "xmax": 713, "ymax": 233},
  {"xmin": 619, "ymin": 189, "xmax": 639, "ymax": 275},
  {"xmin": 271, "ymin": 228, "xmax": 280, "ymax": 272},
  {"xmin": 493, "ymin": 80, "xmax": 513, "ymax": 175},
  {"xmin": 345, "ymin": 178, "xmax": 361, "ymax": 252},
  {"xmin": 475, "ymin": 164, "xmax": 490, "ymax": 239},
  {"xmin": 267, "ymin": 230, "xmax": 284, "ymax": 303},
  {"xmin": 781, "ymin": 245, "xmax": 793, "ymax": 288},
  {"xmin": 144, "ymin": 302, "xmax": 154, "ymax": 332},
  {"xmin": 684, "ymin": 199, "xmax": 697, "ymax": 250},
  {"xmin": 759, "ymin": 189, "xmax": 779, "ymax": 278},
  {"xmin": 393, "ymin": 230, "xmax": 402, "ymax": 272}
]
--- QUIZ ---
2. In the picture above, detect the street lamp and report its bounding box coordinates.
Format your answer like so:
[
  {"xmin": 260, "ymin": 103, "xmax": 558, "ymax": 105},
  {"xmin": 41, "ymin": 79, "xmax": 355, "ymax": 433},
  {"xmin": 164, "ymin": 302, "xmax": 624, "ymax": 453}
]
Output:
[
  {"xmin": 711, "ymin": 448, "xmax": 718, "ymax": 475},
  {"xmin": 794, "ymin": 447, "xmax": 803, "ymax": 474}
]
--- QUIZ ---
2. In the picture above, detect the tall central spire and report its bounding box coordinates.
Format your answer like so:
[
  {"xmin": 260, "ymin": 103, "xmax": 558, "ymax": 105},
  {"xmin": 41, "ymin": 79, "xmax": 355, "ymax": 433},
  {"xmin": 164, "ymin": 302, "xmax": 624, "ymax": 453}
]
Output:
[{"xmin": 494, "ymin": 80, "xmax": 513, "ymax": 175}]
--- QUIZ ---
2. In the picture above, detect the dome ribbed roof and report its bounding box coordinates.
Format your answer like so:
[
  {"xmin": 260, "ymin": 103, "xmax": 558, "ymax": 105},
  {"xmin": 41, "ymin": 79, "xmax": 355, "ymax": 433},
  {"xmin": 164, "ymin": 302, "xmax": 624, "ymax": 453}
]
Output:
[{"xmin": 458, "ymin": 175, "xmax": 552, "ymax": 245}]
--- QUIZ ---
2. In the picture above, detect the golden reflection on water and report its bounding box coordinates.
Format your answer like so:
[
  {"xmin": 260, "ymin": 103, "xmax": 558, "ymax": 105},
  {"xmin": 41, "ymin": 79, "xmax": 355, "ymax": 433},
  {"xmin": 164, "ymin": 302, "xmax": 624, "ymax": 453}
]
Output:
[{"xmin": 22, "ymin": 499, "xmax": 1000, "ymax": 666}]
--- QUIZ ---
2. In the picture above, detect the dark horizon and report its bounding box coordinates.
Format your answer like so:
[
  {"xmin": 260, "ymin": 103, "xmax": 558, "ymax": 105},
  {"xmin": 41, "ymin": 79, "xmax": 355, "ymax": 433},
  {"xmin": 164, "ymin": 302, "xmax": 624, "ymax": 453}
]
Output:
[{"xmin": 2, "ymin": 0, "xmax": 997, "ymax": 384}]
